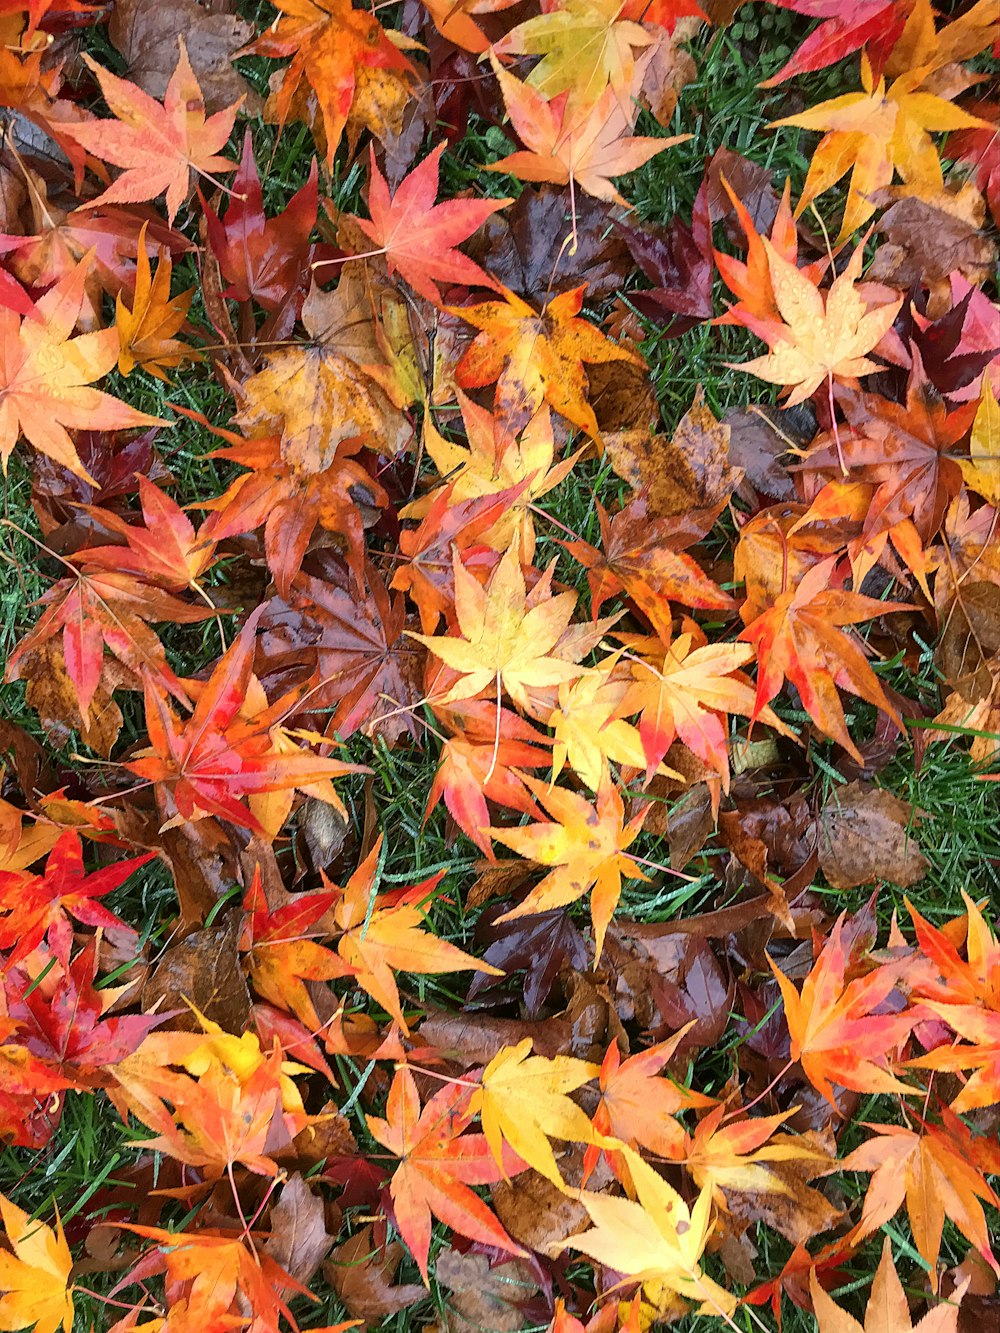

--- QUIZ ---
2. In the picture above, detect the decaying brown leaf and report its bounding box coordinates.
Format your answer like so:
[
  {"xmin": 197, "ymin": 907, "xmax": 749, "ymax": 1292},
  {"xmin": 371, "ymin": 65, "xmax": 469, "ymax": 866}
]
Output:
[{"xmin": 815, "ymin": 782, "xmax": 927, "ymax": 890}]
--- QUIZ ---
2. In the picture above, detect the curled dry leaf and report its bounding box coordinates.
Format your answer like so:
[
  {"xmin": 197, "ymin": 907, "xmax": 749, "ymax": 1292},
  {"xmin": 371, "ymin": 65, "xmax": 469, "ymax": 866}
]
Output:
[{"xmin": 326, "ymin": 1225, "xmax": 425, "ymax": 1323}]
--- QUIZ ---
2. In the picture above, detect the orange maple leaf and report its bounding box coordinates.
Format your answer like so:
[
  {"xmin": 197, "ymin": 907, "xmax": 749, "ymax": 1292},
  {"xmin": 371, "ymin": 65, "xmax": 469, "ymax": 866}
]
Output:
[
  {"xmin": 487, "ymin": 57, "xmax": 687, "ymax": 206},
  {"xmin": 842, "ymin": 1116, "xmax": 1000, "ymax": 1281},
  {"xmin": 126, "ymin": 608, "xmax": 365, "ymax": 834},
  {"xmin": 241, "ymin": 0, "xmax": 415, "ymax": 165},
  {"xmin": 0, "ymin": 257, "xmax": 160, "ymax": 482},
  {"xmin": 812, "ymin": 1236, "xmax": 967, "ymax": 1333},
  {"xmin": 366, "ymin": 1066, "xmax": 524, "ymax": 1283},
  {"xmin": 60, "ymin": 41, "xmax": 240, "ymax": 223},
  {"xmin": 770, "ymin": 914, "xmax": 919, "ymax": 1108},
  {"xmin": 241, "ymin": 869, "xmax": 348, "ymax": 1032},
  {"xmin": 116, "ymin": 224, "xmax": 197, "ymax": 379},
  {"xmin": 739, "ymin": 556, "xmax": 909, "ymax": 762},
  {"xmin": 330, "ymin": 837, "xmax": 499, "ymax": 1034}
]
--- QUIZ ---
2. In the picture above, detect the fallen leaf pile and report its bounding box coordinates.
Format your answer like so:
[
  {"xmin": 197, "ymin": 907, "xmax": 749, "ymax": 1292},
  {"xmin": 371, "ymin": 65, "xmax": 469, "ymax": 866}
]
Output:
[{"xmin": 0, "ymin": 0, "xmax": 997, "ymax": 1328}]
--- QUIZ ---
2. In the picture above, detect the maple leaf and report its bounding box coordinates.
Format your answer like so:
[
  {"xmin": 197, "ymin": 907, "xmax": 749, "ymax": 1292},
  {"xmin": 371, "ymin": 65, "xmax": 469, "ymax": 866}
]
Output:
[
  {"xmin": 489, "ymin": 775, "xmax": 648, "ymax": 960},
  {"xmin": 410, "ymin": 540, "xmax": 586, "ymax": 713},
  {"xmin": 451, "ymin": 285, "xmax": 643, "ymax": 441},
  {"xmin": 125, "ymin": 608, "xmax": 365, "ymax": 834},
  {"xmin": 241, "ymin": 870, "xmax": 348, "ymax": 1032},
  {"xmin": 910, "ymin": 1002, "xmax": 1000, "ymax": 1112},
  {"xmin": 549, "ymin": 668, "xmax": 651, "ymax": 791},
  {"xmin": 331, "ymin": 837, "xmax": 500, "ymax": 1035},
  {"xmin": 0, "ymin": 1043, "xmax": 73, "ymax": 1150},
  {"xmin": 122, "ymin": 1224, "xmax": 324, "ymax": 1331},
  {"xmin": 72, "ymin": 476, "xmax": 219, "ymax": 594},
  {"xmin": 771, "ymin": 53, "xmax": 991, "ymax": 241},
  {"xmin": 403, "ymin": 396, "xmax": 578, "ymax": 566},
  {"xmin": 769, "ymin": 914, "xmax": 919, "ymax": 1108},
  {"xmin": 201, "ymin": 129, "xmax": 329, "ymax": 321},
  {"xmin": 426, "ymin": 709, "xmax": 550, "ymax": 856},
  {"xmin": 563, "ymin": 495, "xmax": 734, "ymax": 638},
  {"xmin": 467, "ymin": 907, "xmax": 588, "ymax": 1017},
  {"xmin": 117, "ymin": 1043, "xmax": 305, "ymax": 1177},
  {"xmin": 714, "ymin": 175, "xmax": 827, "ymax": 342},
  {"xmin": 682, "ymin": 1105, "xmax": 841, "ymax": 1243},
  {"xmin": 5, "ymin": 939, "xmax": 164, "ymax": 1082},
  {"xmin": 350, "ymin": 143, "xmax": 509, "ymax": 305},
  {"xmin": 5, "ymin": 562, "xmax": 208, "ymax": 731},
  {"xmin": 906, "ymin": 892, "xmax": 1000, "ymax": 1011},
  {"xmin": 739, "ymin": 556, "xmax": 909, "ymax": 763},
  {"xmin": 587, "ymin": 1029, "xmax": 713, "ymax": 1171},
  {"xmin": 394, "ymin": 483, "xmax": 530, "ymax": 634},
  {"xmin": 884, "ymin": 0, "xmax": 999, "ymax": 81},
  {"xmin": 469, "ymin": 1038, "xmax": 598, "ymax": 1187},
  {"xmin": 234, "ymin": 329, "xmax": 408, "ymax": 478},
  {"xmin": 116, "ymin": 224, "xmax": 196, "ymax": 379},
  {"xmin": 760, "ymin": 0, "xmax": 910, "ymax": 86},
  {"xmin": 0, "ymin": 257, "xmax": 161, "ymax": 482},
  {"xmin": 904, "ymin": 895, "xmax": 999, "ymax": 1111},
  {"xmin": 198, "ymin": 419, "xmax": 388, "ymax": 598},
  {"xmin": 366, "ymin": 1066, "xmax": 524, "ymax": 1283},
  {"xmin": 487, "ymin": 59, "xmax": 688, "ymax": 206},
  {"xmin": 241, "ymin": 0, "xmax": 415, "ymax": 165},
  {"xmin": 617, "ymin": 629, "xmax": 762, "ymax": 788},
  {"xmin": 60, "ymin": 42, "xmax": 240, "ymax": 224},
  {"xmin": 803, "ymin": 367, "xmax": 977, "ymax": 543},
  {"xmin": 0, "ymin": 1194, "xmax": 74, "ymax": 1333},
  {"xmin": 491, "ymin": 0, "xmax": 655, "ymax": 112},
  {"xmin": 567, "ymin": 1147, "xmax": 736, "ymax": 1317},
  {"xmin": 959, "ymin": 378, "xmax": 1000, "ymax": 506},
  {"xmin": 0, "ymin": 831, "xmax": 153, "ymax": 966},
  {"xmin": 731, "ymin": 241, "xmax": 902, "ymax": 407},
  {"xmin": 278, "ymin": 561, "xmax": 426, "ymax": 745},
  {"xmin": 842, "ymin": 1117, "xmax": 1000, "ymax": 1279},
  {"xmin": 619, "ymin": 176, "xmax": 714, "ymax": 335},
  {"xmin": 812, "ymin": 1236, "xmax": 965, "ymax": 1333}
]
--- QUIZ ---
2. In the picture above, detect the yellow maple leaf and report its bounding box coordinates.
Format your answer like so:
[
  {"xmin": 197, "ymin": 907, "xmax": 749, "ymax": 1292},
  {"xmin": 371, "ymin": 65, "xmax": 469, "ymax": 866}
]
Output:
[
  {"xmin": 549, "ymin": 667, "xmax": 653, "ymax": 790},
  {"xmin": 235, "ymin": 345, "xmax": 407, "ymax": 473},
  {"xmin": 0, "ymin": 1194, "xmax": 74, "ymax": 1333},
  {"xmin": 489, "ymin": 774, "xmax": 648, "ymax": 959},
  {"xmin": 771, "ymin": 53, "xmax": 990, "ymax": 241},
  {"xmin": 403, "ymin": 395, "xmax": 579, "ymax": 562},
  {"xmin": 0, "ymin": 256, "xmax": 161, "ymax": 482},
  {"xmin": 731, "ymin": 241, "xmax": 902, "ymax": 407},
  {"xmin": 959, "ymin": 379, "xmax": 1000, "ymax": 507},
  {"xmin": 491, "ymin": 0, "xmax": 654, "ymax": 112},
  {"xmin": 470, "ymin": 1038, "xmax": 598, "ymax": 1187},
  {"xmin": 566, "ymin": 1147, "xmax": 736, "ymax": 1318},
  {"xmin": 409, "ymin": 539, "xmax": 586, "ymax": 712}
]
